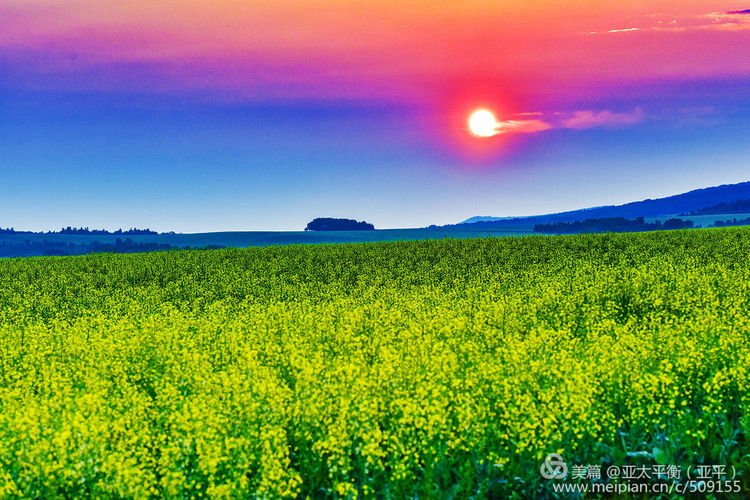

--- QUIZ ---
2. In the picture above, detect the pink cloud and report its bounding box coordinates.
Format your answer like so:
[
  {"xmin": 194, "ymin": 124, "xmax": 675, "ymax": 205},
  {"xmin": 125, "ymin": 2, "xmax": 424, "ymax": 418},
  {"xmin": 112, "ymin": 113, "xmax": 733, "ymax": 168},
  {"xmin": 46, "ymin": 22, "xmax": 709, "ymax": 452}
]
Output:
[
  {"xmin": 607, "ymin": 27, "xmax": 640, "ymax": 33},
  {"xmin": 481, "ymin": 108, "xmax": 646, "ymax": 136},
  {"xmin": 561, "ymin": 108, "xmax": 644, "ymax": 129},
  {"xmin": 3, "ymin": 2, "xmax": 745, "ymax": 105},
  {"xmin": 587, "ymin": 9, "xmax": 750, "ymax": 35},
  {"xmin": 702, "ymin": 10, "xmax": 750, "ymax": 22},
  {"xmin": 494, "ymin": 119, "xmax": 553, "ymax": 135}
]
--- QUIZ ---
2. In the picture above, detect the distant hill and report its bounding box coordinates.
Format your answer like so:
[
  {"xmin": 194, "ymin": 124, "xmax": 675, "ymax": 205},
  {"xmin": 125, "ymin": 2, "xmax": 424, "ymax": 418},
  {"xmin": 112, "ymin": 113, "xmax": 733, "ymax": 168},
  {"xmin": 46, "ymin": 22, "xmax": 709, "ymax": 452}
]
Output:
[
  {"xmin": 458, "ymin": 216, "xmax": 514, "ymax": 224},
  {"xmin": 450, "ymin": 181, "xmax": 750, "ymax": 229}
]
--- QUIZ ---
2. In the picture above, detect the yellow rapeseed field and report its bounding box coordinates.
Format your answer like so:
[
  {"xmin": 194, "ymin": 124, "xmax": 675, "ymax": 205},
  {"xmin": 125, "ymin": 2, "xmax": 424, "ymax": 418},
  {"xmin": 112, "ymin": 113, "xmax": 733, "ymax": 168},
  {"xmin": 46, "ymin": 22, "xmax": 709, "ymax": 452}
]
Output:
[{"xmin": 0, "ymin": 228, "xmax": 748, "ymax": 498}]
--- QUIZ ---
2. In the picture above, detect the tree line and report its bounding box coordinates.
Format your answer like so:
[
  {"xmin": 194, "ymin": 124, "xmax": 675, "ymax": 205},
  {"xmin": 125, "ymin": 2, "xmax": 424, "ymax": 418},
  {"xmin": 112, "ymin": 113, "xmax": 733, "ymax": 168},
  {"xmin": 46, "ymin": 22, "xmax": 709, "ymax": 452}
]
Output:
[
  {"xmin": 712, "ymin": 217, "xmax": 750, "ymax": 228},
  {"xmin": 0, "ymin": 227, "xmax": 161, "ymax": 235},
  {"xmin": 534, "ymin": 217, "xmax": 695, "ymax": 234},
  {"xmin": 684, "ymin": 198, "xmax": 750, "ymax": 216}
]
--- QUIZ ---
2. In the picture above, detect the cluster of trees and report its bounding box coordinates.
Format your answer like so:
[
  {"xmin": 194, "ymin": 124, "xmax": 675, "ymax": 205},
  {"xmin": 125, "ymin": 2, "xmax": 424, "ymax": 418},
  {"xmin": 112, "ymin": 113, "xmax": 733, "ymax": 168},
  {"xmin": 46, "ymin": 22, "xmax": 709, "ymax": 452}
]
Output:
[
  {"xmin": 686, "ymin": 199, "xmax": 750, "ymax": 216},
  {"xmin": 305, "ymin": 218, "xmax": 375, "ymax": 231},
  {"xmin": 534, "ymin": 217, "xmax": 695, "ymax": 235},
  {"xmin": 711, "ymin": 217, "xmax": 750, "ymax": 228}
]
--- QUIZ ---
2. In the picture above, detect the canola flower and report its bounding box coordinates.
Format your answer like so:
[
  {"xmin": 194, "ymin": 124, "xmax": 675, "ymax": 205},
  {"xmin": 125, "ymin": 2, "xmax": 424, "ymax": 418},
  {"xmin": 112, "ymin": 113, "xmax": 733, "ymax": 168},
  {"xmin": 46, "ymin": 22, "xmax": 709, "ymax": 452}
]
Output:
[{"xmin": 0, "ymin": 228, "xmax": 748, "ymax": 498}]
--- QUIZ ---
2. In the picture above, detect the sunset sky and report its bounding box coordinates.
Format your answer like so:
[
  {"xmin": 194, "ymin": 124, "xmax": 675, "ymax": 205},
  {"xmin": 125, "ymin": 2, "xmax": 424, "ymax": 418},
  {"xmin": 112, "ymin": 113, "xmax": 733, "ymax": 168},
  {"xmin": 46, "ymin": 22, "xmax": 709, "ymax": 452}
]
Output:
[{"xmin": 2, "ymin": 0, "xmax": 749, "ymax": 231}]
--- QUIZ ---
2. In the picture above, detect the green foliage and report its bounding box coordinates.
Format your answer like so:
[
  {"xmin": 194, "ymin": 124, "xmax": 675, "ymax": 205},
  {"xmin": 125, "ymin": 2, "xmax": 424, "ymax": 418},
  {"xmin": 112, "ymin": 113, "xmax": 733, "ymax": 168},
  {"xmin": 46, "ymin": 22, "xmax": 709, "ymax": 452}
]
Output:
[{"xmin": 0, "ymin": 228, "xmax": 748, "ymax": 498}]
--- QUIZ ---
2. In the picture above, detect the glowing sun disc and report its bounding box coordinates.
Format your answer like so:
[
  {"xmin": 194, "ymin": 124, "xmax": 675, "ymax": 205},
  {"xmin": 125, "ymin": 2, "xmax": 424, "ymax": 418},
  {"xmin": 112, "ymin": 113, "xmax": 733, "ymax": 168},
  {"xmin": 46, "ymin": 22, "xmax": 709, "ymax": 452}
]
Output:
[{"xmin": 469, "ymin": 109, "xmax": 498, "ymax": 137}]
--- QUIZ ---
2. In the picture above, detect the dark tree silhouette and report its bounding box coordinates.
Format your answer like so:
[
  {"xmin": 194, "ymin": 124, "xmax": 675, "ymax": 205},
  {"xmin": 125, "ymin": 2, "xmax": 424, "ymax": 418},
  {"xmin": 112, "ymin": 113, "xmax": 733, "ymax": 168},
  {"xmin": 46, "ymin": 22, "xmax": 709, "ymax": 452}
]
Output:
[
  {"xmin": 305, "ymin": 218, "xmax": 375, "ymax": 231},
  {"xmin": 685, "ymin": 199, "xmax": 750, "ymax": 216},
  {"xmin": 57, "ymin": 227, "xmax": 158, "ymax": 235},
  {"xmin": 534, "ymin": 217, "xmax": 694, "ymax": 234},
  {"xmin": 712, "ymin": 217, "xmax": 750, "ymax": 228}
]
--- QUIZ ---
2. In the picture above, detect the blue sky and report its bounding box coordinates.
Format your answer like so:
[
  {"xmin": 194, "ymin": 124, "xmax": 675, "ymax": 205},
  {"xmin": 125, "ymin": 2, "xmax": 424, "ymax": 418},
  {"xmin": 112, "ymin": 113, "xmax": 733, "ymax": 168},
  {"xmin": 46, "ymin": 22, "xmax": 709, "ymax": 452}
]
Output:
[
  {"xmin": 2, "ymin": 85, "xmax": 748, "ymax": 232},
  {"xmin": 1, "ymin": 0, "xmax": 749, "ymax": 232}
]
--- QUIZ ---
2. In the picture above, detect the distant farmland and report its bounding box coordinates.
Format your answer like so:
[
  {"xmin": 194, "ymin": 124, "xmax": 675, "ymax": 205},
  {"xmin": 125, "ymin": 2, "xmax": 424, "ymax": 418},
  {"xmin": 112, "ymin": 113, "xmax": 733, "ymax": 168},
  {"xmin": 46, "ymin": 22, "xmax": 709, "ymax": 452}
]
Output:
[{"xmin": 0, "ymin": 226, "xmax": 535, "ymax": 257}]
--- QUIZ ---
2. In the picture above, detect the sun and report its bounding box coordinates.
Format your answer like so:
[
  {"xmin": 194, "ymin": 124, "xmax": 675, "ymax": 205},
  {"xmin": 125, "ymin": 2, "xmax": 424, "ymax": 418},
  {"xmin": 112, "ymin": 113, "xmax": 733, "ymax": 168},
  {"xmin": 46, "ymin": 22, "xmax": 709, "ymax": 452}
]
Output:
[{"xmin": 468, "ymin": 109, "xmax": 498, "ymax": 137}]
